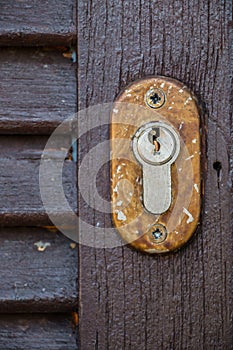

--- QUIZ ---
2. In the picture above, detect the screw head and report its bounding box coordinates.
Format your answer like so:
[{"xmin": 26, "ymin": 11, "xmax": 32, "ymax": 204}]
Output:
[
  {"xmin": 149, "ymin": 224, "xmax": 167, "ymax": 243},
  {"xmin": 145, "ymin": 88, "xmax": 166, "ymax": 109}
]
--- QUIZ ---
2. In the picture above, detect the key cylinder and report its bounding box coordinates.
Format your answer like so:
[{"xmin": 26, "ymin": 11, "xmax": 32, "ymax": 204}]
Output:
[{"xmin": 132, "ymin": 121, "xmax": 180, "ymax": 214}]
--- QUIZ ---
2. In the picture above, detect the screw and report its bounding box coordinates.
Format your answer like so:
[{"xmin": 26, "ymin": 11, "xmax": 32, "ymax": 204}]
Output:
[
  {"xmin": 149, "ymin": 224, "xmax": 167, "ymax": 243},
  {"xmin": 152, "ymin": 229, "xmax": 162, "ymax": 239},
  {"xmin": 145, "ymin": 88, "xmax": 166, "ymax": 109}
]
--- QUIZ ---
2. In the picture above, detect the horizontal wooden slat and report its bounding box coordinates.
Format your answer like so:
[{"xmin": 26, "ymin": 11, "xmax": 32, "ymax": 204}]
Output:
[
  {"xmin": 0, "ymin": 228, "xmax": 78, "ymax": 313},
  {"xmin": 0, "ymin": 313, "xmax": 77, "ymax": 349},
  {"xmin": 0, "ymin": 0, "xmax": 76, "ymax": 46},
  {"xmin": 0, "ymin": 136, "xmax": 77, "ymax": 226},
  {"xmin": 0, "ymin": 48, "xmax": 76, "ymax": 134}
]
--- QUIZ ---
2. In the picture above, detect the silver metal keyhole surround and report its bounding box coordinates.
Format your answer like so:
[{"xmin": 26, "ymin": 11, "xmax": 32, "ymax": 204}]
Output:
[{"xmin": 132, "ymin": 121, "xmax": 180, "ymax": 215}]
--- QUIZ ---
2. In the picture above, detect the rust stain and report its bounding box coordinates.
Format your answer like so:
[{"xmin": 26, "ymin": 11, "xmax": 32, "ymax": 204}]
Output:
[{"xmin": 72, "ymin": 312, "xmax": 79, "ymax": 327}]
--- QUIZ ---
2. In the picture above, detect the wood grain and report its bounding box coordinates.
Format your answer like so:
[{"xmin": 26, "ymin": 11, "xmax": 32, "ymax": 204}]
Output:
[
  {"xmin": 77, "ymin": 0, "xmax": 232, "ymax": 349},
  {"xmin": 0, "ymin": 313, "xmax": 77, "ymax": 350},
  {"xmin": 0, "ymin": 227, "xmax": 78, "ymax": 313},
  {"xmin": 0, "ymin": 48, "xmax": 76, "ymax": 134},
  {"xmin": 0, "ymin": 136, "xmax": 77, "ymax": 226},
  {"xmin": 0, "ymin": 0, "xmax": 76, "ymax": 46}
]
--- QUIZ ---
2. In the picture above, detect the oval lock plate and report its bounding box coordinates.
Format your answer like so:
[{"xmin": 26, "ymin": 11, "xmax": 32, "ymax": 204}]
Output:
[{"xmin": 110, "ymin": 76, "xmax": 201, "ymax": 254}]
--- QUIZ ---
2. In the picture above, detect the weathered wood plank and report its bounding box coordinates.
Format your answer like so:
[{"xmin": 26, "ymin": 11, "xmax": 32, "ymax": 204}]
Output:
[
  {"xmin": 0, "ymin": 313, "xmax": 77, "ymax": 349},
  {"xmin": 77, "ymin": 1, "xmax": 232, "ymax": 349},
  {"xmin": 0, "ymin": 227, "xmax": 78, "ymax": 313},
  {"xmin": 0, "ymin": 48, "xmax": 76, "ymax": 134},
  {"xmin": 0, "ymin": 0, "xmax": 76, "ymax": 46},
  {"xmin": 0, "ymin": 136, "xmax": 77, "ymax": 226}
]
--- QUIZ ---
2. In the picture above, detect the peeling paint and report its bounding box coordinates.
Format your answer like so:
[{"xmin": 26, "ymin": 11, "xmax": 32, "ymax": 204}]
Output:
[
  {"xmin": 184, "ymin": 96, "xmax": 193, "ymax": 105},
  {"xmin": 185, "ymin": 155, "xmax": 194, "ymax": 161},
  {"xmin": 183, "ymin": 208, "xmax": 194, "ymax": 224},
  {"xmin": 192, "ymin": 138, "xmax": 197, "ymax": 143},
  {"xmin": 194, "ymin": 184, "xmax": 199, "ymax": 193},
  {"xmin": 179, "ymin": 122, "xmax": 184, "ymax": 130},
  {"xmin": 113, "ymin": 184, "xmax": 118, "ymax": 193},
  {"xmin": 116, "ymin": 211, "xmax": 126, "ymax": 221},
  {"xmin": 116, "ymin": 165, "xmax": 121, "ymax": 173}
]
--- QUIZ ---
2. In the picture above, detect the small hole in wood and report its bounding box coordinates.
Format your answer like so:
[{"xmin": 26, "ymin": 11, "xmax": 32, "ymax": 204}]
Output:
[
  {"xmin": 213, "ymin": 161, "xmax": 222, "ymax": 173},
  {"xmin": 213, "ymin": 161, "xmax": 222, "ymax": 188}
]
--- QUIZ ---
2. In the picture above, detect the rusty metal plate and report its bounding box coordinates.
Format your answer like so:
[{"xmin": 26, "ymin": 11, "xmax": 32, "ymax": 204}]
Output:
[{"xmin": 110, "ymin": 76, "xmax": 201, "ymax": 254}]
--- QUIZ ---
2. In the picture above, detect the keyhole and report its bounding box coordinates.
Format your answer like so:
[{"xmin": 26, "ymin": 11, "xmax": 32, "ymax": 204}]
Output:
[
  {"xmin": 153, "ymin": 135, "xmax": 160, "ymax": 153},
  {"xmin": 148, "ymin": 128, "xmax": 161, "ymax": 154}
]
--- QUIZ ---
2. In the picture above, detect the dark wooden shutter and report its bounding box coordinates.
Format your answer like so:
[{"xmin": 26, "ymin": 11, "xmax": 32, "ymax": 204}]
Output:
[
  {"xmin": 0, "ymin": 2, "xmax": 78, "ymax": 349},
  {"xmin": 0, "ymin": 1, "xmax": 232, "ymax": 349}
]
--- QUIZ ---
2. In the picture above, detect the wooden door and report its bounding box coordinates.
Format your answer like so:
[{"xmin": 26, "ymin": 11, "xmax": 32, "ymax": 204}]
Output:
[
  {"xmin": 77, "ymin": 1, "xmax": 232, "ymax": 349},
  {"xmin": 0, "ymin": 1, "xmax": 232, "ymax": 349}
]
